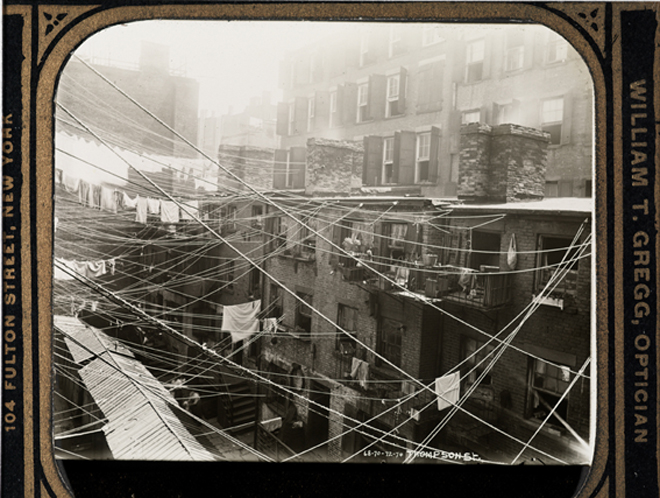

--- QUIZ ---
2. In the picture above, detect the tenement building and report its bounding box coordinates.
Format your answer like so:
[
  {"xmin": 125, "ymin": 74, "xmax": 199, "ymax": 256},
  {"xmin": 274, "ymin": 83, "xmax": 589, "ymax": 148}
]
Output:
[
  {"xmin": 274, "ymin": 23, "xmax": 593, "ymax": 198},
  {"xmin": 252, "ymin": 122, "xmax": 592, "ymax": 464}
]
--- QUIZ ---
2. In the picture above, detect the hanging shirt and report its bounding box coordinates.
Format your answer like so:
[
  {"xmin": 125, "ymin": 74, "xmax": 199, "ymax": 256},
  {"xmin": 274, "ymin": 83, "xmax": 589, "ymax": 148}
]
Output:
[
  {"xmin": 135, "ymin": 196, "xmax": 148, "ymax": 224},
  {"xmin": 100, "ymin": 187, "xmax": 117, "ymax": 213},
  {"xmin": 160, "ymin": 200, "xmax": 180, "ymax": 223},
  {"xmin": 435, "ymin": 372, "xmax": 460, "ymax": 410},
  {"xmin": 179, "ymin": 200, "xmax": 199, "ymax": 220},
  {"xmin": 122, "ymin": 192, "xmax": 137, "ymax": 210},
  {"xmin": 62, "ymin": 173, "xmax": 80, "ymax": 194},
  {"xmin": 79, "ymin": 180, "xmax": 91, "ymax": 206},
  {"xmin": 350, "ymin": 358, "xmax": 370, "ymax": 389},
  {"xmin": 147, "ymin": 197, "xmax": 160, "ymax": 215},
  {"xmin": 221, "ymin": 300, "xmax": 261, "ymax": 343}
]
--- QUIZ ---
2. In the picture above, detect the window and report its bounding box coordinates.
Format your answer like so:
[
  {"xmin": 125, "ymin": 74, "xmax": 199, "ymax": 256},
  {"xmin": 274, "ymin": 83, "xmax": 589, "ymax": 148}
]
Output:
[
  {"xmin": 265, "ymin": 361, "xmax": 289, "ymax": 414},
  {"xmin": 266, "ymin": 215, "xmax": 285, "ymax": 251},
  {"xmin": 462, "ymin": 110, "xmax": 481, "ymax": 125},
  {"xmin": 287, "ymin": 102, "xmax": 295, "ymax": 135},
  {"xmin": 415, "ymin": 133, "xmax": 431, "ymax": 183},
  {"xmin": 388, "ymin": 25, "xmax": 403, "ymax": 57},
  {"xmin": 248, "ymin": 266, "xmax": 261, "ymax": 298},
  {"xmin": 470, "ymin": 231, "xmax": 501, "ymax": 270},
  {"xmin": 357, "ymin": 83, "xmax": 369, "ymax": 122},
  {"xmin": 221, "ymin": 205, "xmax": 237, "ymax": 233},
  {"xmin": 295, "ymin": 292, "xmax": 313, "ymax": 335},
  {"xmin": 307, "ymin": 97, "xmax": 315, "ymax": 132},
  {"xmin": 382, "ymin": 138, "xmax": 394, "ymax": 184},
  {"xmin": 417, "ymin": 60, "xmax": 443, "ymax": 111},
  {"xmin": 309, "ymin": 53, "xmax": 317, "ymax": 83},
  {"xmin": 386, "ymin": 74, "xmax": 400, "ymax": 117},
  {"xmin": 466, "ymin": 39, "xmax": 485, "ymax": 83},
  {"xmin": 335, "ymin": 304, "xmax": 358, "ymax": 354},
  {"xmin": 329, "ymin": 91, "xmax": 338, "ymax": 127},
  {"xmin": 299, "ymin": 216, "xmax": 316, "ymax": 255},
  {"xmin": 359, "ymin": 32, "xmax": 370, "ymax": 67},
  {"xmin": 250, "ymin": 205, "xmax": 263, "ymax": 235},
  {"xmin": 541, "ymin": 98, "xmax": 564, "ymax": 145},
  {"xmin": 494, "ymin": 101, "xmax": 521, "ymax": 125},
  {"xmin": 462, "ymin": 337, "xmax": 495, "ymax": 387},
  {"xmin": 545, "ymin": 32, "xmax": 568, "ymax": 64},
  {"xmin": 527, "ymin": 358, "xmax": 572, "ymax": 426},
  {"xmin": 376, "ymin": 317, "xmax": 403, "ymax": 368},
  {"xmin": 504, "ymin": 31, "xmax": 525, "ymax": 72},
  {"xmin": 380, "ymin": 222, "xmax": 408, "ymax": 264},
  {"xmin": 269, "ymin": 283, "xmax": 283, "ymax": 318},
  {"xmin": 536, "ymin": 235, "xmax": 580, "ymax": 296},
  {"xmin": 422, "ymin": 25, "xmax": 444, "ymax": 46}
]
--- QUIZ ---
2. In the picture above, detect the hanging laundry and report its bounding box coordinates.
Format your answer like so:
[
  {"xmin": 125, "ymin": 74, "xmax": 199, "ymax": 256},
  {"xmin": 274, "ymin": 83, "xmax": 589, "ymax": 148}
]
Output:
[
  {"xmin": 179, "ymin": 200, "xmax": 199, "ymax": 220},
  {"xmin": 55, "ymin": 168, "xmax": 63, "ymax": 185},
  {"xmin": 350, "ymin": 357, "xmax": 370, "ymax": 389},
  {"xmin": 100, "ymin": 187, "xmax": 117, "ymax": 213},
  {"xmin": 85, "ymin": 260, "xmax": 106, "ymax": 278},
  {"xmin": 90, "ymin": 185, "xmax": 102, "ymax": 209},
  {"xmin": 160, "ymin": 200, "xmax": 180, "ymax": 223},
  {"xmin": 53, "ymin": 260, "xmax": 74, "ymax": 280},
  {"xmin": 221, "ymin": 300, "xmax": 261, "ymax": 343},
  {"xmin": 135, "ymin": 196, "xmax": 148, "ymax": 224},
  {"xmin": 435, "ymin": 372, "xmax": 460, "ymax": 410},
  {"xmin": 107, "ymin": 258, "xmax": 116, "ymax": 276},
  {"xmin": 62, "ymin": 172, "xmax": 80, "ymax": 194},
  {"xmin": 263, "ymin": 318, "xmax": 278, "ymax": 335},
  {"xmin": 147, "ymin": 197, "xmax": 160, "ymax": 215},
  {"xmin": 507, "ymin": 233, "xmax": 518, "ymax": 270},
  {"xmin": 122, "ymin": 192, "xmax": 137, "ymax": 209},
  {"xmin": 78, "ymin": 180, "xmax": 91, "ymax": 206}
]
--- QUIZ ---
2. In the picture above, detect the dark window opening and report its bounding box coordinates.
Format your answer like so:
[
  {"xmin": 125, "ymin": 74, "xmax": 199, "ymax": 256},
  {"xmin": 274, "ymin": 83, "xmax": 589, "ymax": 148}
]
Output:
[
  {"xmin": 376, "ymin": 317, "xmax": 403, "ymax": 368},
  {"xmin": 470, "ymin": 231, "xmax": 501, "ymax": 270},
  {"xmin": 295, "ymin": 292, "xmax": 313, "ymax": 335}
]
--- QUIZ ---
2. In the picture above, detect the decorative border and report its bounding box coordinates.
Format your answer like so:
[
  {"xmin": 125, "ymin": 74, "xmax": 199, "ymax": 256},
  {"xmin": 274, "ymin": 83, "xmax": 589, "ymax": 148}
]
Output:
[{"xmin": 2, "ymin": 2, "xmax": 657, "ymax": 497}]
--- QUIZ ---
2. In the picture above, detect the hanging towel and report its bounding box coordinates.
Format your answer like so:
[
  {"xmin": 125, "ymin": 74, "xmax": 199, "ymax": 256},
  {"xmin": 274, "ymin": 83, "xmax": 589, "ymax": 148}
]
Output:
[
  {"xmin": 78, "ymin": 180, "xmax": 91, "ymax": 206},
  {"xmin": 62, "ymin": 173, "xmax": 80, "ymax": 194},
  {"xmin": 263, "ymin": 318, "xmax": 278, "ymax": 335},
  {"xmin": 85, "ymin": 260, "xmax": 106, "ymax": 278},
  {"xmin": 100, "ymin": 187, "xmax": 117, "ymax": 213},
  {"xmin": 222, "ymin": 300, "xmax": 261, "ymax": 343},
  {"xmin": 147, "ymin": 197, "xmax": 160, "ymax": 215},
  {"xmin": 179, "ymin": 200, "xmax": 199, "ymax": 220},
  {"xmin": 122, "ymin": 192, "xmax": 137, "ymax": 209},
  {"xmin": 507, "ymin": 233, "xmax": 518, "ymax": 270},
  {"xmin": 53, "ymin": 259, "xmax": 74, "ymax": 280},
  {"xmin": 160, "ymin": 200, "xmax": 180, "ymax": 223},
  {"xmin": 90, "ymin": 185, "xmax": 102, "ymax": 209},
  {"xmin": 435, "ymin": 372, "xmax": 460, "ymax": 410},
  {"xmin": 350, "ymin": 358, "xmax": 370, "ymax": 389},
  {"xmin": 135, "ymin": 196, "xmax": 148, "ymax": 224}
]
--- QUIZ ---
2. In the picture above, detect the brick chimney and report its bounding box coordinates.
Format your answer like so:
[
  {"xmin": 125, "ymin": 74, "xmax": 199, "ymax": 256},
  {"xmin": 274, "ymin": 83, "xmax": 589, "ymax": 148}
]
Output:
[
  {"xmin": 458, "ymin": 123, "xmax": 549, "ymax": 203},
  {"xmin": 305, "ymin": 138, "xmax": 363, "ymax": 196}
]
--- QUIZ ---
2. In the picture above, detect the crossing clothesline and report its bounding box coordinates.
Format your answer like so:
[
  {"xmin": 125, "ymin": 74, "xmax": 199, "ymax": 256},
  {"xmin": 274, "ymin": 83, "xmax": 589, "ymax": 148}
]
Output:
[{"xmin": 55, "ymin": 54, "xmax": 592, "ymax": 462}]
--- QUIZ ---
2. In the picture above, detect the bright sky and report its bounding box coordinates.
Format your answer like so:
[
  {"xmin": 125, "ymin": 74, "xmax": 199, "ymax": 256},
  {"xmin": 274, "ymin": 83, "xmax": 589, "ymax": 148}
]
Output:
[{"xmin": 73, "ymin": 21, "xmax": 356, "ymax": 116}]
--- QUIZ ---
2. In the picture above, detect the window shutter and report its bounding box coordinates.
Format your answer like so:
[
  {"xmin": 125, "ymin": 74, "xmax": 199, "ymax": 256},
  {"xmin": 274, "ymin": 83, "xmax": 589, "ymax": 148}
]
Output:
[
  {"xmin": 394, "ymin": 130, "xmax": 416, "ymax": 185},
  {"xmin": 428, "ymin": 126, "xmax": 441, "ymax": 183},
  {"xmin": 276, "ymin": 102, "xmax": 289, "ymax": 136},
  {"xmin": 315, "ymin": 91, "xmax": 330, "ymax": 132},
  {"xmin": 273, "ymin": 149, "xmax": 288, "ymax": 189},
  {"xmin": 368, "ymin": 74, "xmax": 387, "ymax": 120},
  {"xmin": 341, "ymin": 83, "xmax": 358, "ymax": 125},
  {"xmin": 396, "ymin": 66, "xmax": 408, "ymax": 115},
  {"xmin": 560, "ymin": 92, "xmax": 573, "ymax": 145},
  {"xmin": 294, "ymin": 96, "xmax": 307, "ymax": 135},
  {"xmin": 290, "ymin": 146, "xmax": 307, "ymax": 189},
  {"xmin": 363, "ymin": 135, "xmax": 383, "ymax": 186}
]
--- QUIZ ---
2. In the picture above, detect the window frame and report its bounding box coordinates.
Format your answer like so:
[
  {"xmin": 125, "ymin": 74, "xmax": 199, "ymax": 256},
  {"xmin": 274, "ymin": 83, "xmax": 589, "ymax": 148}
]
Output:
[
  {"xmin": 335, "ymin": 303, "xmax": 358, "ymax": 354},
  {"xmin": 415, "ymin": 132, "xmax": 431, "ymax": 183},
  {"xmin": 462, "ymin": 109, "xmax": 481, "ymax": 125},
  {"xmin": 465, "ymin": 39, "xmax": 485, "ymax": 83},
  {"xmin": 359, "ymin": 32, "xmax": 370, "ymax": 67},
  {"xmin": 381, "ymin": 137, "xmax": 394, "ymax": 184},
  {"xmin": 295, "ymin": 291, "xmax": 313, "ymax": 336},
  {"xmin": 422, "ymin": 25, "xmax": 444, "ymax": 47},
  {"xmin": 329, "ymin": 90, "xmax": 338, "ymax": 127},
  {"xmin": 535, "ymin": 234, "xmax": 580, "ymax": 297},
  {"xmin": 376, "ymin": 317, "xmax": 403, "ymax": 368},
  {"xmin": 385, "ymin": 74, "xmax": 401, "ymax": 118},
  {"xmin": 526, "ymin": 357, "xmax": 572, "ymax": 428},
  {"xmin": 545, "ymin": 32, "xmax": 569, "ymax": 64},
  {"xmin": 461, "ymin": 336, "xmax": 495, "ymax": 388},
  {"xmin": 388, "ymin": 25, "xmax": 403, "ymax": 58},
  {"xmin": 541, "ymin": 97, "xmax": 564, "ymax": 145}
]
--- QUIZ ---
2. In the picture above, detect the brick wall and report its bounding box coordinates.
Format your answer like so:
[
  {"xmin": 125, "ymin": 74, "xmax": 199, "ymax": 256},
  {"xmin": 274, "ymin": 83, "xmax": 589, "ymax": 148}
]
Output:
[
  {"xmin": 217, "ymin": 144, "xmax": 275, "ymax": 192},
  {"xmin": 305, "ymin": 138, "xmax": 363, "ymax": 195},
  {"xmin": 458, "ymin": 123, "xmax": 549, "ymax": 202}
]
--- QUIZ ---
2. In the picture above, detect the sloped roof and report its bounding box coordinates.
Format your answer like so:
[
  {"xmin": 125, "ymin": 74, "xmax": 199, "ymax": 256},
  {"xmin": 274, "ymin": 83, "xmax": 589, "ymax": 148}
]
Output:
[
  {"xmin": 54, "ymin": 315, "xmax": 134, "ymax": 364},
  {"xmin": 56, "ymin": 315, "xmax": 216, "ymax": 461}
]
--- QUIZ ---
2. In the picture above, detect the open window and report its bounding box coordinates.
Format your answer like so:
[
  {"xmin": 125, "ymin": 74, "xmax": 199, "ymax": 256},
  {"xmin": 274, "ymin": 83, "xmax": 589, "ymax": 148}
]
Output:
[
  {"xmin": 527, "ymin": 358, "xmax": 572, "ymax": 429},
  {"xmin": 335, "ymin": 304, "xmax": 358, "ymax": 355},
  {"xmin": 469, "ymin": 230, "xmax": 501, "ymax": 271},
  {"xmin": 536, "ymin": 235, "xmax": 580, "ymax": 296},
  {"xmin": 295, "ymin": 292, "xmax": 313, "ymax": 336}
]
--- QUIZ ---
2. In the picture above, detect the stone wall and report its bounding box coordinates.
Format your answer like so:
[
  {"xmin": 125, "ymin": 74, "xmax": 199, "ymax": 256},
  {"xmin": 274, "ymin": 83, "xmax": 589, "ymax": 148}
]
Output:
[{"xmin": 305, "ymin": 138, "xmax": 363, "ymax": 195}]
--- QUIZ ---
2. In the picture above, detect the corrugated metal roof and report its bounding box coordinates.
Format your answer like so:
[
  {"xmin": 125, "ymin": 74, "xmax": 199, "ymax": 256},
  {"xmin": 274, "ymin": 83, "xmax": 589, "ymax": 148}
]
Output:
[
  {"xmin": 56, "ymin": 315, "xmax": 217, "ymax": 461},
  {"xmin": 54, "ymin": 315, "xmax": 134, "ymax": 364}
]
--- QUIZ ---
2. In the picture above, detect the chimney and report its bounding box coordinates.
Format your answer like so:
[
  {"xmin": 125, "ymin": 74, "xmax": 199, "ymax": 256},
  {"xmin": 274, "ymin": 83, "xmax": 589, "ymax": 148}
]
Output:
[
  {"xmin": 458, "ymin": 123, "xmax": 549, "ymax": 203},
  {"xmin": 305, "ymin": 138, "xmax": 364, "ymax": 196}
]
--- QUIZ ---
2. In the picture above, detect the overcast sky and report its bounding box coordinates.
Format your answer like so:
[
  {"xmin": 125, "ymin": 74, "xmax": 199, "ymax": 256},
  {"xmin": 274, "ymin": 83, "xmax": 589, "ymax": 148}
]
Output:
[{"xmin": 73, "ymin": 21, "xmax": 355, "ymax": 116}]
